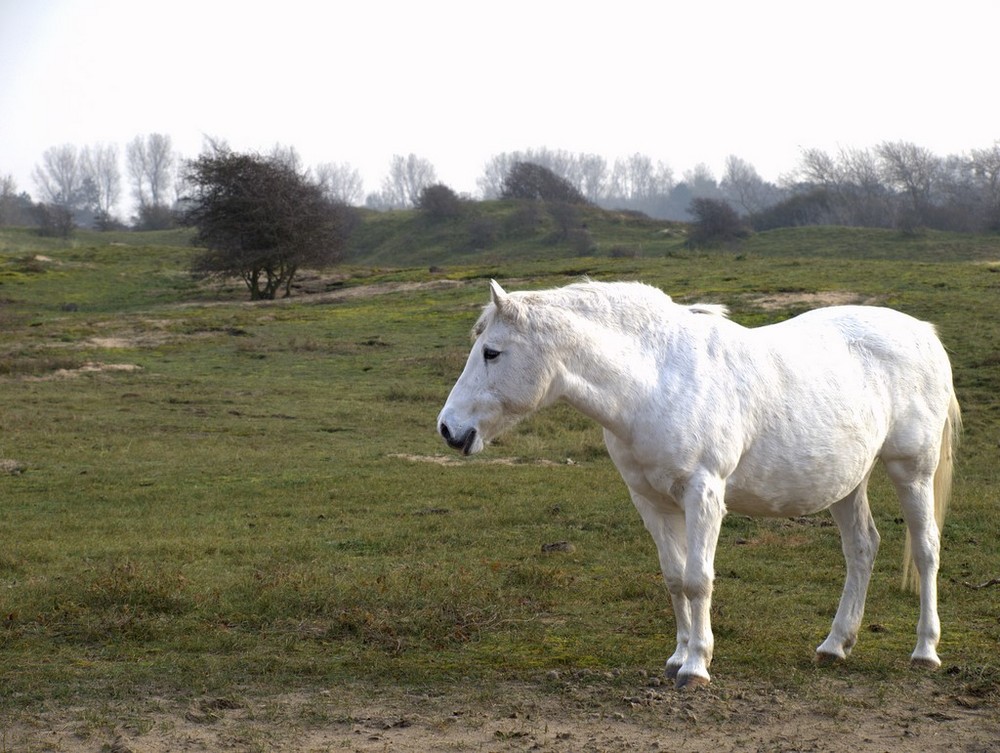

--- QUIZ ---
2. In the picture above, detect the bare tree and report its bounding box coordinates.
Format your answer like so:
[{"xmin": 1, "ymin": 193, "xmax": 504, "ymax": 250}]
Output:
[
  {"xmin": 268, "ymin": 143, "xmax": 302, "ymax": 172},
  {"xmin": 721, "ymin": 155, "xmax": 773, "ymax": 215},
  {"xmin": 0, "ymin": 174, "xmax": 33, "ymax": 226},
  {"xmin": 80, "ymin": 143, "xmax": 121, "ymax": 220},
  {"xmin": 478, "ymin": 153, "xmax": 515, "ymax": 199},
  {"xmin": 970, "ymin": 143, "xmax": 1000, "ymax": 201},
  {"xmin": 479, "ymin": 148, "xmax": 597, "ymax": 200},
  {"xmin": 835, "ymin": 147, "xmax": 890, "ymax": 226},
  {"xmin": 315, "ymin": 162, "xmax": 364, "ymax": 205},
  {"xmin": 32, "ymin": 144, "xmax": 83, "ymax": 208},
  {"xmin": 798, "ymin": 147, "xmax": 839, "ymax": 187},
  {"xmin": 0, "ymin": 174, "xmax": 17, "ymax": 225},
  {"xmin": 682, "ymin": 163, "xmax": 719, "ymax": 196},
  {"xmin": 127, "ymin": 133, "xmax": 174, "ymax": 208},
  {"xmin": 876, "ymin": 140, "xmax": 940, "ymax": 226},
  {"xmin": 969, "ymin": 142, "xmax": 1000, "ymax": 228},
  {"xmin": 798, "ymin": 146, "xmax": 890, "ymax": 226},
  {"xmin": 380, "ymin": 154, "xmax": 437, "ymax": 208},
  {"xmin": 607, "ymin": 153, "xmax": 674, "ymax": 206},
  {"xmin": 577, "ymin": 153, "xmax": 609, "ymax": 203}
]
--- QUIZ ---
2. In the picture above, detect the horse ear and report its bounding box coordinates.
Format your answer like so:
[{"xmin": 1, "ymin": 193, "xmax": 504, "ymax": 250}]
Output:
[{"xmin": 489, "ymin": 279, "xmax": 508, "ymax": 310}]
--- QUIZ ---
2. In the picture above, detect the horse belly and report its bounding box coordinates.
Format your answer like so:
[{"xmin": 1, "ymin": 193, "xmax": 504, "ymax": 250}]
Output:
[{"xmin": 724, "ymin": 435, "xmax": 877, "ymax": 517}]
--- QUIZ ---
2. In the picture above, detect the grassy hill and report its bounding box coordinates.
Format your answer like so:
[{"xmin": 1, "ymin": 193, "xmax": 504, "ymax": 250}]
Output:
[
  {"xmin": 345, "ymin": 201, "xmax": 687, "ymax": 266},
  {"xmin": 343, "ymin": 200, "xmax": 1000, "ymax": 267}
]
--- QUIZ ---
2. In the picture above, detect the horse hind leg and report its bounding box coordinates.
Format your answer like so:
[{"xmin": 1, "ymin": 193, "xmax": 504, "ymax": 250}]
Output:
[
  {"xmin": 816, "ymin": 477, "xmax": 880, "ymax": 665},
  {"xmin": 887, "ymin": 460, "xmax": 943, "ymax": 669}
]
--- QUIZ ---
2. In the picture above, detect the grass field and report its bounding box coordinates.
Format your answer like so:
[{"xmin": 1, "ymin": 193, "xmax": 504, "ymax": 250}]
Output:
[{"xmin": 1, "ymin": 221, "xmax": 999, "ymax": 747}]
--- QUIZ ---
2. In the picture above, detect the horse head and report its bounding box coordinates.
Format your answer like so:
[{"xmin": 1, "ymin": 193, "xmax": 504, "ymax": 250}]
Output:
[{"xmin": 437, "ymin": 280, "xmax": 561, "ymax": 455}]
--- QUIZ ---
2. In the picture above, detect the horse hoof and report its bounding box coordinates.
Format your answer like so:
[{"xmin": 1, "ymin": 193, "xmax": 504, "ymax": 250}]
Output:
[
  {"xmin": 665, "ymin": 664, "xmax": 682, "ymax": 680},
  {"xmin": 910, "ymin": 657, "xmax": 941, "ymax": 670},
  {"xmin": 814, "ymin": 651, "xmax": 845, "ymax": 667},
  {"xmin": 676, "ymin": 674, "xmax": 710, "ymax": 690}
]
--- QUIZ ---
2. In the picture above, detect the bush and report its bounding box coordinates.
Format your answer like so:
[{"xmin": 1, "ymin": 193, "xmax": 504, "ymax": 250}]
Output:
[
  {"xmin": 183, "ymin": 149, "xmax": 348, "ymax": 300},
  {"xmin": 750, "ymin": 189, "xmax": 832, "ymax": 231},
  {"xmin": 417, "ymin": 184, "xmax": 463, "ymax": 221},
  {"xmin": 32, "ymin": 203, "xmax": 74, "ymax": 238},
  {"xmin": 686, "ymin": 197, "xmax": 750, "ymax": 247},
  {"xmin": 134, "ymin": 203, "xmax": 176, "ymax": 231},
  {"xmin": 500, "ymin": 162, "xmax": 589, "ymax": 204}
]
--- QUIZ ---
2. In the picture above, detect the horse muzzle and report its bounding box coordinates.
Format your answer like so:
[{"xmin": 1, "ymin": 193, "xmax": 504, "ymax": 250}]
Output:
[{"xmin": 439, "ymin": 422, "xmax": 480, "ymax": 455}]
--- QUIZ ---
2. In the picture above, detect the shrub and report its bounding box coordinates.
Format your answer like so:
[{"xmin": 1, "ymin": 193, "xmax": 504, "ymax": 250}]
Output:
[
  {"xmin": 32, "ymin": 203, "xmax": 74, "ymax": 238},
  {"xmin": 686, "ymin": 197, "xmax": 750, "ymax": 247},
  {"xmin": 417, "ymin": 183, "xmax": 463, "ymax": 221},
  {"xmin": 183, "ymin": 149, "xmax": 348, "ymax": 300},
  {"xmin": 500, "ymin": 162, "xmax": 589, "ymax": 204}
]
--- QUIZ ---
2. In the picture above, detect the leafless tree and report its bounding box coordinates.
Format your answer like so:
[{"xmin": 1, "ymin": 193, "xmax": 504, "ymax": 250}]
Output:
[
  {"xmin": 611, "ymin": 154, "xmax": 675, "ymax": 206},
  {"xmin": 315, "ymin": 162, "xmax": 364, "ymax": 205},
  {"xmin": 798, "ymin": 146, "xmax": 890, "ymax": 226},
  {"xmin": 32, "ymin": 144, "xmax": 83, "ymax": 208},
  {"xmin": 80, "ymin": 143, "xmax": 121, "ymax": 218},
  {"xmin": 798, "ymin": 147, "xmax": 839, "ymax": 187},
  {"xmin": 268, "ymin": 143, "xmax": 303, "ymax": 172},
  {"xmin": 969, "ymin": 142, "xmax": 1000, "ymax": 228},
  {"xmin": 479, "ymin": 148, "xmax": 596, "ymax": 200},
  {"xmin": 127, "ymin": 133, "xmax": 174, "ymax": 208},
  {"xmin": 682, "ymin": 163, "xmax": 719, "ymax": 196},
  {"xmin": 380, "ymin": 154, "xmax": 437, "ymax": 208},
  {"xmin": 720, "ymin": 155, "xmax": 774, "ymax": 215},
  {"xmin": 0, "ymin": 174, "xmax": 16, "ymax": 224},
  {"xmin": 0, "ymin": 174, "xmax": 32, "ymax": 225},
  {"xmin": 577, "ymin": 153, "xmax": 609, "ymax": 203},
  {"xmin": 969, "ymin": 143, "xmax": 1000, "ymax": 202},
  {"xmin": 609, "ymin": 153, "xmax": 673, "ymax": 202},
  {"xmin": 478, "ymin": 153, "xmax": 515, "ymax": 199},
  {"xmin": 876, "ymin": 140, "xmax": 940, "ymax": 225}
]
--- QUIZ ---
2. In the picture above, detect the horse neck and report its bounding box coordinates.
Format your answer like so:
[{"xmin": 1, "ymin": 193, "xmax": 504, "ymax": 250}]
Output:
[{"xmin": 548, "ymin": 312, "xmax": 655, "ymax": 438}]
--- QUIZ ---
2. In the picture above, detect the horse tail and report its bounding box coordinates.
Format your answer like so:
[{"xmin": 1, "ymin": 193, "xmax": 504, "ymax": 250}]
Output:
[{"xmin": 902, "ymin": 391, "xmax": 961, "ymax": 592}]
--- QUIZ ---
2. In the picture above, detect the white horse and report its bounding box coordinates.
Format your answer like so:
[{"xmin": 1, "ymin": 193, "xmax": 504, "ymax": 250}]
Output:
[{"xmin": 437, "ymin": 280, "xmax": 960, "ymax": 688}]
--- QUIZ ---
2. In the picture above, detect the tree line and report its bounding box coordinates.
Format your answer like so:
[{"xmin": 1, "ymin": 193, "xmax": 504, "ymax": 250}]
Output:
[{"xmin": 2, "ymin": 135, "xmax": 999, "ymax": 235}]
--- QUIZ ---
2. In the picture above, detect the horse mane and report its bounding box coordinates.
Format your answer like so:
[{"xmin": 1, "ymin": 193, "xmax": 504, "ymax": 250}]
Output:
[
  {"xmin": 687, "ymin": 302, "xmax": 730, "ymax": 317},
  {"xmin": 473, "ymin": 279, "xmax": 727, "ymax": 339}
]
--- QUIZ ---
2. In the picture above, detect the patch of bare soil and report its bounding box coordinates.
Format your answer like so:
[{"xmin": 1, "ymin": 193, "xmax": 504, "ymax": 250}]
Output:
[
  {"xmin": 0, "ymin": 458, "xmax": 27, "ymax": 475},
  {"xmin": 747, "ymin": 291, "xmax": 881, "ymax": 310},
  {"xmin": 389, "ymin": 453, "xmax": 575, "ymax": 467},
  {"xmin": 23, "ymin": 362, "xmax": 142, "ymax": 381},
  {"xmin": 3, "ymin": 675, "xmax": 997, "ymax": 752},
  {"xmin": 288, "ymin": 277, "xmax": 467, "ymax": 305}
]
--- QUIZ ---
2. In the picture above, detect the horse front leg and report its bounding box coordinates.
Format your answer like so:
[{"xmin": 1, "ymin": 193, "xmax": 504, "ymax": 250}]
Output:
[
  {"xmin": 676, "ymin": 472, "xmax": 727, "ymax": 689},
  {"xmin": 630, "ymin": 493, "xmax": 690, "ymax": 679}
]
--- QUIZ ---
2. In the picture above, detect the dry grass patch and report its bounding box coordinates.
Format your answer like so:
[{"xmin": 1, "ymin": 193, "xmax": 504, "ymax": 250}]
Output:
[{"xmin": 746, "ymin": 291, "xmax": 882, "ymax": 310}]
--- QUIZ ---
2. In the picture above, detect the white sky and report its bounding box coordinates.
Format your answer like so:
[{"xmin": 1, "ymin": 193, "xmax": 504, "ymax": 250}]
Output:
[{"xmin": 1, "ymin": 0, "xmax": 997, "ymax": 211}]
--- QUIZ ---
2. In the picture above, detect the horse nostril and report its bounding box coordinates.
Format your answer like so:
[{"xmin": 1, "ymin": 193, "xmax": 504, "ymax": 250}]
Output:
[{"xmin": 440, "ymin": 423, "xmax": 452, "ymax": 442}]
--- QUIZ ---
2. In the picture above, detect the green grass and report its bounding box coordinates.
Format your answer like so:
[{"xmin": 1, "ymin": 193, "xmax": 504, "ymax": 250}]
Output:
[{"xmin": 1, "ymin": 222, "xmax": 999, "ymax": 717}]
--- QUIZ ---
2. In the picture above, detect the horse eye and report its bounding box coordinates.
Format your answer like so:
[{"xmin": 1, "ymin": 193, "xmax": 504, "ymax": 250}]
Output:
[{"xmin": 483, "ymin": 347, "xmax": 501, "ymax": 362}]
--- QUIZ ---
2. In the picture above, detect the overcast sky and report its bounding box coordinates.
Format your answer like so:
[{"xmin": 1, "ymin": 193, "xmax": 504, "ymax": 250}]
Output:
[{"xmin": 1, "ymin": 0, "xmax": 997, "ymax": 210}]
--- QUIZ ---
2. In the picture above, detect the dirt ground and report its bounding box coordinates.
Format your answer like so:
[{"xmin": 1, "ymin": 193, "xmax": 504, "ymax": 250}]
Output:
[{"xmin": 5, "ymin": 672, "xmax": 998, "ymax": 753}]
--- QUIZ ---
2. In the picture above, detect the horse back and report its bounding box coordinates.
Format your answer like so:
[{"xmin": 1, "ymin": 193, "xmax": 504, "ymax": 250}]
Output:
[{"xmin": 654, "ymin": 305, "xmax": 954, "ymax": 514}]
